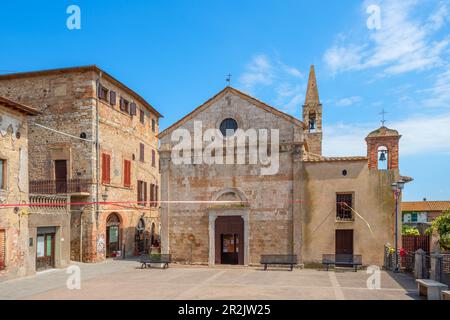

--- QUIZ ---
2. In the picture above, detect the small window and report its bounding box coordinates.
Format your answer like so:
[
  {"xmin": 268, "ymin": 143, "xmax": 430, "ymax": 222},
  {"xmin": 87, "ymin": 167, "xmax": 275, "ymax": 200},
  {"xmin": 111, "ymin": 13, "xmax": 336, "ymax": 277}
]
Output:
[
  {"xmin": 151, "ymin": 119, "xmax": 156, "ymax": 132},
  {"xmin": 308, "ymin": 111, "xmax": 316, "ymax": 132},
  {"xmin": 139, "ymin": 143, "xmax": 145, "ymax": 162},
  {"xmin": 140, "ymin": 109, "xmax": 145, "ymax": 124},
  {"xmin": 120, "ymin": 97, "xmax": 129, "ymax": 113},
  {"xmin": 220, "ymin": 118, "xmax": 238, "ymax": 136},
  {"xmin": 98, "ymin": 86, "xmax": 109, "ymax": 102},
  {"xmin": 336, "ymin": 193, "xmax": 353, "ymax": 221},
  {"xmin": 151, "ymin": 149, "xmax": 156, "ymax": 167},
  {"xmin": 0, "ymin": 159, "xmax": 5, "ymax": 190},
  {"xmin": 411, "ymin": 213, "xmax": 418, "ymax": 223}
]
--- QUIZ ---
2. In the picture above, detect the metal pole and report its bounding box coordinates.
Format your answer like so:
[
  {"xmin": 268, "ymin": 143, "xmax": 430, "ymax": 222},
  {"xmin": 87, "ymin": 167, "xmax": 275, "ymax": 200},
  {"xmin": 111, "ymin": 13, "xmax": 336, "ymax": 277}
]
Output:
[{"xmin": 394, "ymin": 190, "xmax": 399, "ymax": 273}]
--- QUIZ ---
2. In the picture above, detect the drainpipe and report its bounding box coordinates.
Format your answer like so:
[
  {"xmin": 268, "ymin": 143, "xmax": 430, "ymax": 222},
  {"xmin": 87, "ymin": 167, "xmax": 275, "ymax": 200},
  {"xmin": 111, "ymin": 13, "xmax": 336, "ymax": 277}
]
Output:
[{"xmin": 95, "ymin": 72, "xmax": 102, "ymax": 229}]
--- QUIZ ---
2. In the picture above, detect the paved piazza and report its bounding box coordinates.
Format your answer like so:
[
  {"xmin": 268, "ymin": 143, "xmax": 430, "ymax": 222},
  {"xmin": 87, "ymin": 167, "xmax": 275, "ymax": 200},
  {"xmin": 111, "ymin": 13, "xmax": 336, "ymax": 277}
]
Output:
[{"xmin": 0, "ymin": 260, "xmax": 420, "ymax": 300}]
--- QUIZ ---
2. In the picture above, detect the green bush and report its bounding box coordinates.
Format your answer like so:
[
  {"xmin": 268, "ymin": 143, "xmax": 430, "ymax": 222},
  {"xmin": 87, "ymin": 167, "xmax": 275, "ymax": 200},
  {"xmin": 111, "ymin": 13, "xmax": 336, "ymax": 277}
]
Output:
[
  {"xmin": 426, "ymin": 211, "xmax": 450, "ymax": 250},
  {"xmin": 402, "ymin": 225, "xmax": 420, "ymax": 236}
]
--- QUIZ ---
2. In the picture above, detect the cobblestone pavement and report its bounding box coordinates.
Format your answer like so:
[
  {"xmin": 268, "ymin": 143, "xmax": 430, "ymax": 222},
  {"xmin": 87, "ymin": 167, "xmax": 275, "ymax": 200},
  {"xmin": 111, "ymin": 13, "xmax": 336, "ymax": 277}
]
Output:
[{"xmin": 0, "ymin": 260, "xmax": 420, "ymax": 300}]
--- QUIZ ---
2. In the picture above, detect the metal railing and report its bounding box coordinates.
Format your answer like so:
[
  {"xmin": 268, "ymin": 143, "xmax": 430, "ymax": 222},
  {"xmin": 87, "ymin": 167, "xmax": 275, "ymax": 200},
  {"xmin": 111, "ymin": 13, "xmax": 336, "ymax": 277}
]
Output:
[{"xmin": 30, "ymin": 179, "xmax": 91, "ymax": 195}]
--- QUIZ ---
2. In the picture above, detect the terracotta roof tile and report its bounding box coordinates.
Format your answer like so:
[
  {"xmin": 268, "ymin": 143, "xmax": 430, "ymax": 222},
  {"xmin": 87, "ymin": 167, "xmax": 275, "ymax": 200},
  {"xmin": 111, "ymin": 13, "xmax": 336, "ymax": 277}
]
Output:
[
  {"xmin": 302, "ymin": 152, "xmax": 367, "ymax": 162},
  {"xmin": 402, "ymin": 201, "xmax": 450, "ymax": 212}
]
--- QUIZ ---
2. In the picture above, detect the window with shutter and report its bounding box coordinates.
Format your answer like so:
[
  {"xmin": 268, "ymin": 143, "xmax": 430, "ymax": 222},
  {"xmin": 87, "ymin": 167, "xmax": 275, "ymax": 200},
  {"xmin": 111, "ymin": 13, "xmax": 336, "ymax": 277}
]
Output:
[
  {"xmin": 130, "ymin": 102, "xmax": 137, "ymax": 116},
  {"xmin": 120, "ymin": 97, "xmax": 129, "ymax": 113},
  {"xmin": 110, "ymin": 91, "xmax": 116, "ymax": 106},
  {"xmin": 137, "ymin": 180, "xmax": 142, "ymax": 205},
  {"xmin": 140, "ymin": 109, "xmax": 145, "ymax": 124},
  {"xmin": 144, "ymin": 182, "xmax": 148, "ymax": 206},
  {"xmin": 151, "ymin": 119, "xmax": 156, "ymax": 132},
  {"xmin": 150, "ymin": 183, "xmax": 155, "ymax": 207},
  {"xmin": 0, "ymin": 229, "xmax": 5, "ymax": 270},
  {"xmin": 140, "ymin": 143, "xmax": 145, "ymax": 162},
  {"xmin": 98, "ymin": 86, "xmax": 108, "ymax": 101},
  {"xmin": 124, "ymin": 160, "xmax": 131, "ymax": 187},
  {"xmin": 102, "ymin": 153, "xmax": 111, "ymax": 184},
  {"xmin": 155, "ymin": 185, "xmax": 159, "ymax": 207},
  {"xmin": 151, "ymin": 149, "xmax": 156, "ymax": 167},
  {"xmin": 0, "ymin": 159, "xmax": 6, "ymax": 190}
]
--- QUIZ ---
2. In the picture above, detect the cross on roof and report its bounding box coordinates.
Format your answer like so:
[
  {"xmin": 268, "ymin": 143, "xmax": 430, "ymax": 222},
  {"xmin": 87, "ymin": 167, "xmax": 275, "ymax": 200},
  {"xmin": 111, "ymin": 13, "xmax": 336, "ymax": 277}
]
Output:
[
  {"xmin": 226, "ymin": 73, "xmax": 232, "ymax": 86},
  {"xmin": 380, "ymin": 108, "xmax": 388, "ymax": 126}
]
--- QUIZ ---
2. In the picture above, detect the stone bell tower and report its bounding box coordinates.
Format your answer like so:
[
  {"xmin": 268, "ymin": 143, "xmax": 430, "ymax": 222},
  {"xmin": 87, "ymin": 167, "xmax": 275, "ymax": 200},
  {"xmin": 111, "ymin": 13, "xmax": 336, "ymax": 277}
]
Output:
[{"xmin": 303, "ymin": 65, "xmax": 323, "ymax": 155}]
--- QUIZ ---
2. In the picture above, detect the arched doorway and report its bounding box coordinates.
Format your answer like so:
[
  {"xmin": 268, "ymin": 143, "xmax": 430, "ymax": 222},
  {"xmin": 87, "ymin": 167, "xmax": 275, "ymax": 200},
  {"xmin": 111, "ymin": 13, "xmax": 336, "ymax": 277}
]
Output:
[
  {"xmin": 106, "ymin": 213, "xmax": 121, "ymax": 258},
  {"xmin": 135, "ymin": 218, "xmax": 147, "ymax": 255}
]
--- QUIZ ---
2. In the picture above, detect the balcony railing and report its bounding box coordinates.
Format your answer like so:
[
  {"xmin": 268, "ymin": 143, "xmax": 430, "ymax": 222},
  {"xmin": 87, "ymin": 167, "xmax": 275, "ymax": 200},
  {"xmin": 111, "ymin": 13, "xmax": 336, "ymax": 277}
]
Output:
[{"xmin": 30, "ymin": 179, "xmax": 91, "ymax": 195}]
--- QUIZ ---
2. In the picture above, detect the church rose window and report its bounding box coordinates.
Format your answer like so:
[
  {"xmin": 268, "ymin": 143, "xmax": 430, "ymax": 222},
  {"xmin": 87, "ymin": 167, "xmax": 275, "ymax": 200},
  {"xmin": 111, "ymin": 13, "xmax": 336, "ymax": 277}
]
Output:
[{"xmin": 220, "ymin": 118, "xmax": 238, "ymax": 136}]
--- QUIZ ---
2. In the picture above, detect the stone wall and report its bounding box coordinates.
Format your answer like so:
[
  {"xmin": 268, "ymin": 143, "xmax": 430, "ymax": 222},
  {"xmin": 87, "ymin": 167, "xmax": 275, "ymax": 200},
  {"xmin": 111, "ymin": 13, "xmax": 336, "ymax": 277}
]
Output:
[
  {"xmin": 0, "ymin": 69, "xmax": 161, "ymax": 263},
  {"xmin": 302, "ymin": 160, "xmax": 400, "ymax": 266},
  {"xmin": 160, "ymin": 90, "xmax": 302, "ymax": 265},
  {"xmin": 0, "ymin": 104, "xmax": 30, "ymax": 279}
]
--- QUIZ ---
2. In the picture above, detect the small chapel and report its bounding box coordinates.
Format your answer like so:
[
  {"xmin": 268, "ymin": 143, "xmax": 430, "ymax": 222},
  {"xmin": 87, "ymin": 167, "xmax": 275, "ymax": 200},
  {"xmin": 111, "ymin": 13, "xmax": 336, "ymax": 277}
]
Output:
[{"xmin": 159, "ymin": 65, "xmax": 406, "ymax": 266}]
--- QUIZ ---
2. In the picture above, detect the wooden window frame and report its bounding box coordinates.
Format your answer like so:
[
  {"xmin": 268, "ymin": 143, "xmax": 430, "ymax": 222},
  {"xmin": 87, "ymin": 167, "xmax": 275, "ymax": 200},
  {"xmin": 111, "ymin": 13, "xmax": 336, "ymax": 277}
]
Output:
[
  {"xmin": 137, "ymin": 180, "xmax": 147, "ymax": 206},
  {"xmin": 120, "ymin": 97, "xmax": 130, "ymax": 114}
]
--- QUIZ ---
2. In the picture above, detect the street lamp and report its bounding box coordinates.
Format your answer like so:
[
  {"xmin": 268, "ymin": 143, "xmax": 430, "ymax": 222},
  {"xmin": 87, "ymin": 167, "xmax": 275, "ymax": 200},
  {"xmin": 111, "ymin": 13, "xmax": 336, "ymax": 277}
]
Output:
[{"xmin": 391, "ymin": 180, "xmax": 405, "ymax": 273}]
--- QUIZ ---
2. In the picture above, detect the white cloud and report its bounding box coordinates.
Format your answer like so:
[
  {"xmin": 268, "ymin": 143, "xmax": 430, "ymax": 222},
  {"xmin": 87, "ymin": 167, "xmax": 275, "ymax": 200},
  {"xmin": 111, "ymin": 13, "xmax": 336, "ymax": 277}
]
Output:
[
  {"xmin": 334, "ymin": 96, "xmax": 363, "ymax": 107},
  {"xmin": 323, "ymin": 113, "xmax": 450, "ymax": 157},
  {"xmin": 422, "ymin": 64, "xmax": 450, "ymax": 107},
  {"xmin": 323, "ymin": 0, "xmax": 450, "ymax": 76},
  {"xmin": 238, "ymin": 54, "xmax": 305, "ymax": 113}
]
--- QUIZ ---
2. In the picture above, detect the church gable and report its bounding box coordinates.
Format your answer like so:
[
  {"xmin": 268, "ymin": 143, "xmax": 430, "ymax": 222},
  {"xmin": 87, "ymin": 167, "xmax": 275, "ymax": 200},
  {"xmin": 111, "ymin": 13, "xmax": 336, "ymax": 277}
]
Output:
[{"xmin": 160, "ymin": 86, "xmax": 304, "ymax": 145}]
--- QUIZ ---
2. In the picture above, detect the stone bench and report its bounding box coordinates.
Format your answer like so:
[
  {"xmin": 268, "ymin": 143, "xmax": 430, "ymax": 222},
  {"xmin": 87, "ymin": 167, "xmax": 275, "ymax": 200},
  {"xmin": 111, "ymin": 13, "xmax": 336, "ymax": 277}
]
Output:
[
  {"xmin": 416, "ymin": 279, "xmax": 448, "ymax": 300},
  {"xmin": 442, "ymin": 290, "xmax": 450, "ymax": 300}
]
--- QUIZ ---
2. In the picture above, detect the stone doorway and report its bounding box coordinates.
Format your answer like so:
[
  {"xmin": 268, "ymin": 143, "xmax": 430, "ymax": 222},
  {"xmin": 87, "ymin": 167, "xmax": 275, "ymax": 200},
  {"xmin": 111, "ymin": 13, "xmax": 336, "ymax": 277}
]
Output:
[
  {"xmin": 214, "ymin": 216, "xmax": 244, "ymax": 265},
  {"xmin": 106, "ymin": 213, "xmax": 121, "ymax": 258}
]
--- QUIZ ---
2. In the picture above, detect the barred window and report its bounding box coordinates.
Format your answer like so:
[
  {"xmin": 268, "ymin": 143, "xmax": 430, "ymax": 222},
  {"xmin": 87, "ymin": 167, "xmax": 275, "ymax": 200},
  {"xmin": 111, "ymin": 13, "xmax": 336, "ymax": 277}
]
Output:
[{"xmin": 336, "ymin": 193, "xmax": 353, "ymax": 220}]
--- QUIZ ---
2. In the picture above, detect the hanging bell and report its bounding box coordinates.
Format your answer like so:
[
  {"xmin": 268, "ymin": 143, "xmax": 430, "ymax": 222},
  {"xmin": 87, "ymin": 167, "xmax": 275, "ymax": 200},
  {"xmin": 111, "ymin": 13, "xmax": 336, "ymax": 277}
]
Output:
[{"xmin": 379, "ymin": 151, "xmax": 387, "ymax": 162}]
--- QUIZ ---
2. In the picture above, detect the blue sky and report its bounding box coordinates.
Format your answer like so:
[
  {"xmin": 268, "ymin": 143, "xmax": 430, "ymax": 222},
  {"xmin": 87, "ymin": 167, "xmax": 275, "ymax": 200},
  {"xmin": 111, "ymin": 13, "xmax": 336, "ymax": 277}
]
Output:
[{"xmin": 0, "ymin": 0, "xmax": 449, "ymax": 200}]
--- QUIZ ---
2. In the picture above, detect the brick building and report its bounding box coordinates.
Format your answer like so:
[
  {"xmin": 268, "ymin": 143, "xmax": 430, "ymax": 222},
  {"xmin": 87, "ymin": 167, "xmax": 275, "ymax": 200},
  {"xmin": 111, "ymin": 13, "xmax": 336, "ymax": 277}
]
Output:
[
  {"xmin": 0, "ymin": 66, "xmax": 162, "ymax": 264},
  {"xmin": 0, "ymin": 96, "xmax": 38, "ymax": 279},
  {"xmin": 159, "ymin": 65, "xmax": 406, "ymax": 266}
]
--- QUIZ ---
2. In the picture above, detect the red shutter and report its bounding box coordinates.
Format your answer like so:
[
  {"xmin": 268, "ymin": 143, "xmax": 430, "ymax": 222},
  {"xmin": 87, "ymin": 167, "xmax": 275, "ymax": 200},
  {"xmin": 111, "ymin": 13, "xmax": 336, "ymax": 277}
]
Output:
[
  {"xmin": 124, "ymin": 160, "xmax": 131, "ymax": 187},
  {"xmin": 102, "ymin": 153, "xmax": 111, "ymax": 184}
]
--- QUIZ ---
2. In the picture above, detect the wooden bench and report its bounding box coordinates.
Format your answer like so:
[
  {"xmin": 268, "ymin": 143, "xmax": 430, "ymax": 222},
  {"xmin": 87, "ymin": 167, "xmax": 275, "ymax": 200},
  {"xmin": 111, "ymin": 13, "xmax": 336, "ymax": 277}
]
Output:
[
  {"xmin": 322, "ymin": 254, "xmax": 362, "ymax": 272},
  {"xmin": 442, "ymin": 290, "xmax": 450, "ymax": 300},
  {"xmin": 140, "ymin": 254, "xmax": 171, "ymax": 269},
  {"xmin": 416, "ymin": 279, "xmax": 448, "ymax": 300},
  {"xmin": 260, "ymin": 255, "xmax": 298, "ymax": 271}
]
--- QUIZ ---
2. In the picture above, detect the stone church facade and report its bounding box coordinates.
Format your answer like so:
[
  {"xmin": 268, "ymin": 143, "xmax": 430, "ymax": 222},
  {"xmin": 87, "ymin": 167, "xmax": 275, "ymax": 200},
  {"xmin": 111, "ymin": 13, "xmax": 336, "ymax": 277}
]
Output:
[{"xmin": 160, "ymin": 66, "xmax": 404, "ymax": 266}]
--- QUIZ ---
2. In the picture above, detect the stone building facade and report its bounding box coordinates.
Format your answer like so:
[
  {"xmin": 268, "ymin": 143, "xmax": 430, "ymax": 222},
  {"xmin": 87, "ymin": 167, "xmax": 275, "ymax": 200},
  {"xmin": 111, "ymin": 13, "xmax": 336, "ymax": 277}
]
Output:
[
  {"xmin": 0, "ymin": 66, "xmax": 162, "ymax": 264},
  {"xmin": 159, "ymin": 65, "xmax": 405, "ymax": 267},
  {"xmin": 0, "ymin": 96, "xmax": 38, "ymax": 279}
]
